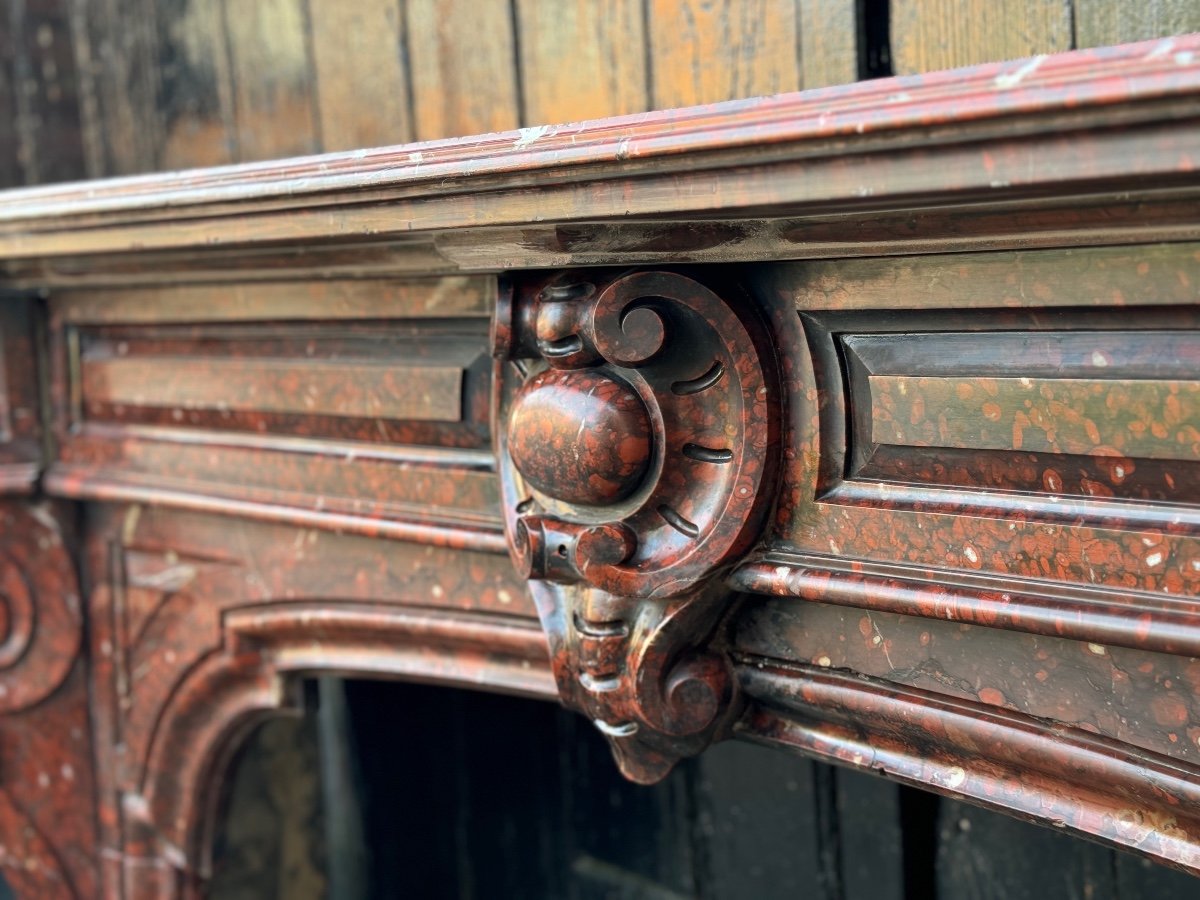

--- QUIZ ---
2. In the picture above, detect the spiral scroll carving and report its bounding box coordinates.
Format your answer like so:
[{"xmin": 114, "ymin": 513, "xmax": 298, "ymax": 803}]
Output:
[
  {"xmin": 495, "ymin": 271, "xmax": 779, "ymax": 782},
  {"xmin": 0, "ymin": 504, "xmax": 82, "ymax": 713}
]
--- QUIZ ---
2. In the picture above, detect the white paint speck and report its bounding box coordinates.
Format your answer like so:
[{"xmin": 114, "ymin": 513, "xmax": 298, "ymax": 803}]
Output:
[
  {"xmin": 963, "ymin": 545, "xmax": 979, "ymax": 564},
  {"xmin": 514, "ymin": 124, "xmax": 553, "ymax": 150},
  {"xmin": 1088, "ymin": 643, "xmax": 1107, "ymax": 656},
  {"xmin": 1091, "ymin": 350, "xmax": 1109, "ymax": 367},
  {"xmin": 994, "ymin": 55, "xmax": 1045, "ymax": 89},
  {"xmin": 946, "ymin": 766, "xmax": 966, "ymax": 788},
  {"xmin": 816, "ymin": 655, "xmax": 832, "ymax": 667},
  {"xmin": 1146, "ymin": 38, "xmax": 1175, "ymax": 59},
  {"xmin": 1145, "ymin": 551, "xmax": 1164, "ymax": 568}
]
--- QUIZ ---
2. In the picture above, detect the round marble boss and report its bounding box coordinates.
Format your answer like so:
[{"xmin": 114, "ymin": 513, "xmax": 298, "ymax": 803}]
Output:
[{"xmin": 507, "ymin": 369, "xmax": 652, "ymax": 506}]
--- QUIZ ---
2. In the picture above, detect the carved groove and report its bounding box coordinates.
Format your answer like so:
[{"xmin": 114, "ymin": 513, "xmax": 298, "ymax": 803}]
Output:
[
  {"xmin": 683, "ymin": 443, "xmax": 733, "ymax": 464},
  {"xmin": 496, "ymin": 270, "xmax": 778, "ymax": 783},
  {"xmin": 657, "ymin": 504, "xmax": 700, "ymax": 537},
  {"xmin": 541, "ymin": 282, "xmax": 594, "ymax": 303},
  {"xmin": 580, "ymin": 672, "xmax": 622, "ymax": 692},
  {"xmin": 541, "ymin": 335, "xmax": 584, "ymax": 357},
  {"xmin": 672, "ymin": 360, "xmax": 725, "ymax": 395},
  {"xmin": 572, "ymin": 613, "xmax": 628, "ymax": 638}
]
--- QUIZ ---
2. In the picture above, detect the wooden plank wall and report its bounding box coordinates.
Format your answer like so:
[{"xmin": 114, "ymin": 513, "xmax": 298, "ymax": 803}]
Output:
[{"xmin": 4, "ymin": 0, "xmax": 1191, "ymax": 187}]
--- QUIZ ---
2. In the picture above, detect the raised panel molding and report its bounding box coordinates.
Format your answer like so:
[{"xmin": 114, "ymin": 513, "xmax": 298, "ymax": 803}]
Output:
[
  {"xmin": 0, "ymin": 36, "xmax": 1197, "ymax": 897},
  {"xmin": 86, "ymin": 505, "xmax": 552, "ymax": 894}
]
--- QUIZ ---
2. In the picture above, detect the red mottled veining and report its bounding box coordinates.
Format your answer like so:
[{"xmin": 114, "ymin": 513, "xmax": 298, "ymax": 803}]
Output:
[
  {"xmin": 734, "ymin": 596, "xmax": 1200, "ymax": 767},
  {"xmin": 508, "ymin": 368, "xmax": 651, "ymax": 505},
  {"xmin": 0, "ymin": 34, "xmax": 1198, "ymax": 896},
  {"xmin": 0, "ymin": 503, "xmax": 96, "ymax": 899},
  {"xmin": 0, "ymin": 300, "xmax": 44, "ymax": 492},
  {"xmin": 738, "ymin": 661, "xmax": 1200, "ymax": 874},
  {"xmin": 497, "ymin": 270, "xmax": 782, "ymax": 782},
  {"xmin": 82, "ymin": 503, "xmax": 550, "ymax": 895},
  {"xmin": 84, "ymin": 356, "xmax": 465, "ymax": 422}
]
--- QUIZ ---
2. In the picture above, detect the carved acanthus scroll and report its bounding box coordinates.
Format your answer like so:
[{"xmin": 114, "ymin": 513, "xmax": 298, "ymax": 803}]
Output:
[{"xmin": 495, "ymin": 270, "xmax": 779, "ymax": 782}]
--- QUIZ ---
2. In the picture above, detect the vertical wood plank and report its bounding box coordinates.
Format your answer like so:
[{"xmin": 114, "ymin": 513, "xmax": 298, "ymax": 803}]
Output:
[
  {"xmin": 308, "ymin": 0, "xmax": 413, "ymax": 152},
  {"xmin": 0, "ymin": 0, "xmax": 21, "ymax": 187},
  {"xmin": 695, "ymin": 741, "xmax": 830, "ymax": 899},
  {"xmin": 68, "ymin": 0, "xmax": 234, "ymax": 176},
  {"xmin": 10, "ymin": 0, "xmax": 87, "ymax": 184},
  {"xmin": 64, "ymin": 0, "xmax": 106, "ymax": 178},
  {"xmin": 1114, "ymin": 852, "xmax": 1200, "ymax": 900},
  {"xmin": 67, "ymin": 0, "xmax": 162, "ymax": 175},
  {"xmin": 798, "ymin": 0, "xmax": 859, "ymax": 88},
  {"xmin": 890, "ymin": 0, "xmax": 1073, "ymax": 75},
  {"xmin": 223, "ymin": 0, "xmax": 319, "ymax": 160},
  {"xmin": 515, "ymin": 0, "xmax": 648, "ymax": 125},
  {"xmin": 564, "ymin": 713, "xmax": 699, "ymax": 896},
  {"xmin": 836, "ymin": 769, "xmax": 906, "ymax": 900},
  {"xmin": 1075, "ymin": 0, "xmax": 1200, "ymax": 48},
  {"xmin": 647, "ymin": 0, "xmax": 801, "ymax": 108},
  {"xmin": 405, "ymin": 0, "xmax": 520, "ymax": 141},
  {"xmin": 156, "ymin": 0, "xmax": 235, "ymax": 170},
  {"xmin": 936, "ymin": 798, "xmax": 1117, "ymax": 900}
]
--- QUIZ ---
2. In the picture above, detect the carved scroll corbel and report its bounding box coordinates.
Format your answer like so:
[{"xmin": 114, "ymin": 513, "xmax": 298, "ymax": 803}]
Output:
[{"xmin": 494, "ymin": 270, "xmax": 780, "ymax": 782}]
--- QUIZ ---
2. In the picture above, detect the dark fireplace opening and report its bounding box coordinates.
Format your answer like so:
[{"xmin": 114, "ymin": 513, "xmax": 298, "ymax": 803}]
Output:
[{"xmin": 208, "ymin": 680, "xmax": 1198, "ymax": 900}]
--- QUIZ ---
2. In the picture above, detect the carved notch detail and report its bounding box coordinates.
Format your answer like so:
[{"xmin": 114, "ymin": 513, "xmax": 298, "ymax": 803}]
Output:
[{"xmin": 495, "ymin": 270, "xmax": 779, "ymax": 782}]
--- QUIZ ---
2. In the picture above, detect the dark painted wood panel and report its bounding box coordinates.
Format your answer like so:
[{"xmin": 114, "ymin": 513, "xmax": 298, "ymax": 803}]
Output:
[
  {"xmin": 219, "ymin": 680, "xmax": 1197, "ymax": 899},
  {"xmin": 327, "ymin": 680, "xmax": 914, "ymax": 900},
  {"xmin": 695, "ymin": 740, "xmax": 831, "ymax": 900},
  {"xmin": 5, "ymin": 0, "xmax": 86, "ymax": 184},
  {"xmin": 70, "ymin": 0, "xmax": 235, "ymax": 176},
  {"xmin": 0, "ymin": 9, "xmax": 20, "ymax": 189},
  {"xmin": 149, "ymin": 0, "xmax": 236, "ymax": 171},
  {"xmin": 935, "ymin": 797, "xmax": 1117, "ymax": 900}
]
